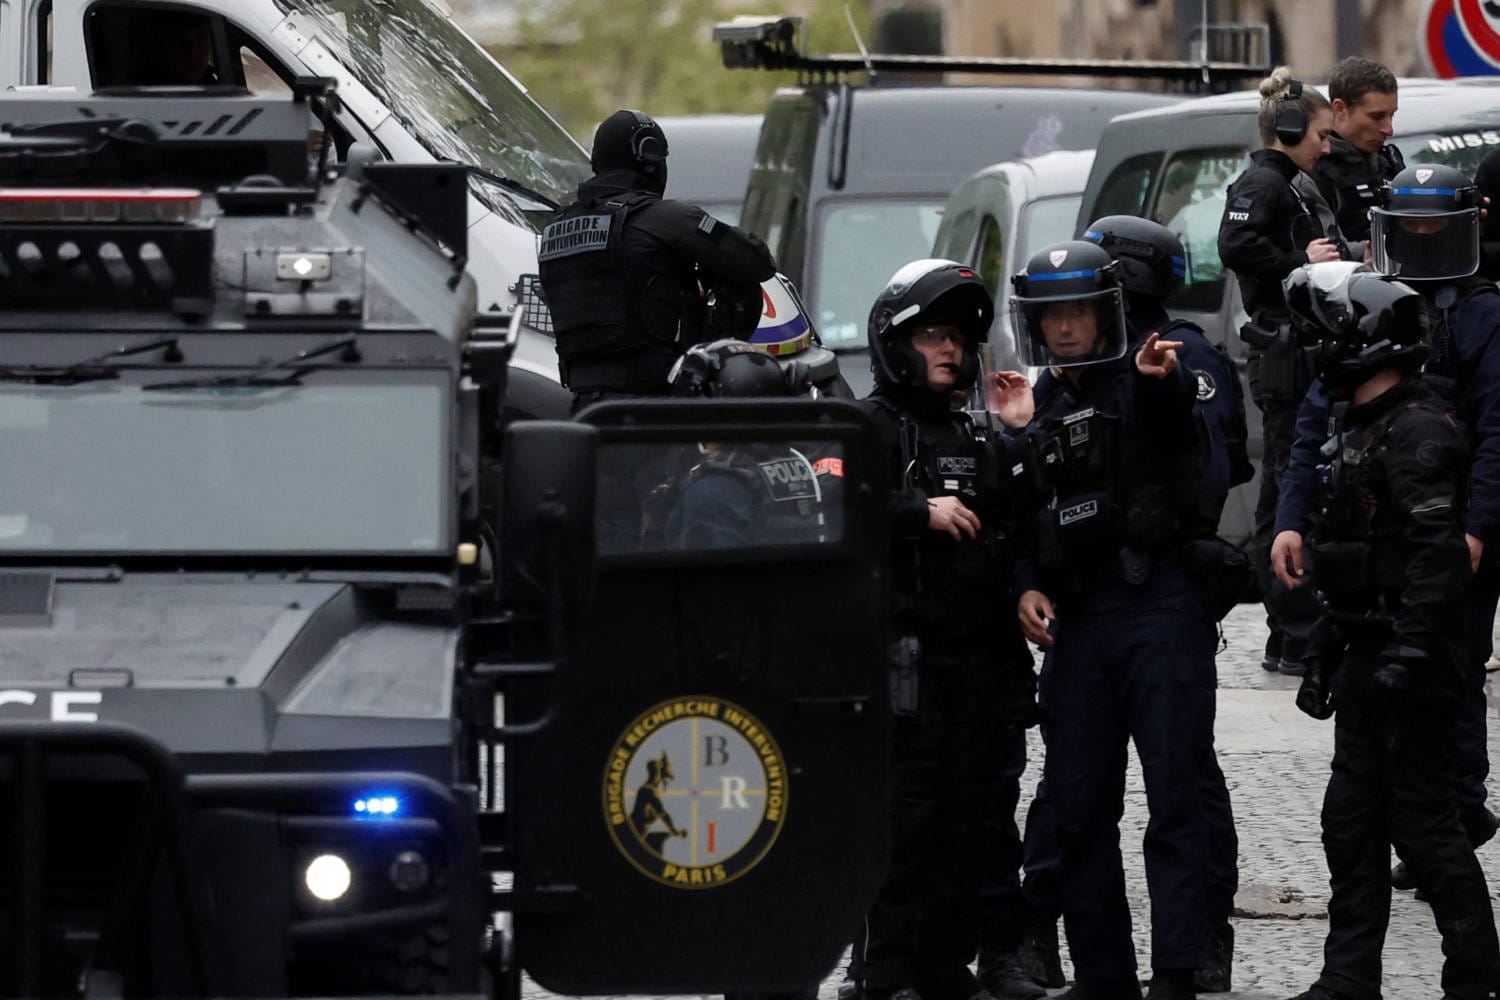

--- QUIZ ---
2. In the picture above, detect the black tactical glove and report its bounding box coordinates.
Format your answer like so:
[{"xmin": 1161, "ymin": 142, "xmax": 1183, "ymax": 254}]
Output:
[
  {"xmin": 1373, "ymin": 643, "xmax": 1427, "ymax": 704},
  {"xmin": 1296, "ymin": 657, "xmax": 1337, "ymax": 720}
]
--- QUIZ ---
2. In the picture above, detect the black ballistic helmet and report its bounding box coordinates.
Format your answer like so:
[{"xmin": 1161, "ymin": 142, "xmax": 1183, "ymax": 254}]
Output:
[
  {"xmin": 1282, "ymin": 263, "xmax": 1429, "ymax": 391},
  {"xmin": 867, "ymin": 258, "xmax": 993, "ymax": 391},
  {"xmin": 1082, "ymin": 215, "xmax": 1188, "ymax": 300},
  {"xmin": 1010, "ymin": 241, "xmax": 1128, "ymax": 368},
  {"xmin": 591, "ymin": 109, "xmax": 670, "ymax": 191},
  {"xmin": 667, "ymin": 339, "xmax": 810, "ymax": 398},
  {"xmin": 1371, "ymin": 163, "xmax": 1481, "ymax": 281}
]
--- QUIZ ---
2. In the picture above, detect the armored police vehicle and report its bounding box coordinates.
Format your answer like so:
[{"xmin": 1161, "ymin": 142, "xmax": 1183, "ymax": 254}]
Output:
[
  {"xmin": 1074, "ymin": 75, "xmax": 1500, "ymax": 544},
  {"xmin": 3, "ymin": 0, "xmax": 594, "ymax": 419},
  {"xmin": 714, "ymin": 15, "xmax": 1267, "ymax": 393},
  {"xmin": 0, "ymin": 87, "xmax": 891, "ymax": 1000}
]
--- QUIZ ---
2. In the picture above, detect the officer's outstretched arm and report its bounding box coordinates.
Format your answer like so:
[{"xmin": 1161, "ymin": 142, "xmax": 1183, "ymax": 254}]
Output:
[
  {"xmin": 1386, "ymin": 414, "xmax": 1471, "ymax": 665},
  {"xmin": 643, "ymin": 201, "xmax": 777, "ymax": 285},
  {"xmin": 1132, "ymin": 335, "xmax": 1198, "ymax": 451}
]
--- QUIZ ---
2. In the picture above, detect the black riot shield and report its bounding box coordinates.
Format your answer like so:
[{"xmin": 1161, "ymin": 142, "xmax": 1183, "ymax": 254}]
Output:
[{"xmin": 505, "ymin": 398, "xmax": 890, "ymax": 995}]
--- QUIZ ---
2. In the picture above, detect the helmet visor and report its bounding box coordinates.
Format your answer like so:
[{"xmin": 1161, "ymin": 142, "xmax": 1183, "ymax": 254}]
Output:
[
  {"xmin": 1010, "ymin": 287, "xmax": 1128, "ymax": 369},
  {"xmin": 1370, "ymin": 207, "xmax": 1480, "ymax": 281}
]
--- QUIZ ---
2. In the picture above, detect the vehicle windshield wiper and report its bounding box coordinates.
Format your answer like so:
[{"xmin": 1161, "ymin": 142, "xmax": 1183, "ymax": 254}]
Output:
[
  {"xmin": 142, "ymin": 335, "xmax": 359, "ymax": 391},
  {"xmin": 445, "ymin": 158, "xmax": 561, "ymax": 213},
  {"xmin": 0, "ymin": 337, "xmax": 182, "ymax": 385}
]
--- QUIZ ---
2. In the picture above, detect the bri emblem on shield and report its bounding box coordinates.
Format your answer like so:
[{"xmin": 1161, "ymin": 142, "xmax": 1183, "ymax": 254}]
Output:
[
  {"xmin": 603, "ymin": 695, "xmax": 788, "ymax": 889},
  {"xmin": 1049, "ymin": 249, "xmax": 1069, "ymax": 268},
  {"xmin": 1415, "ymin": 167, "xmax": 1435, "ymax": 184}
]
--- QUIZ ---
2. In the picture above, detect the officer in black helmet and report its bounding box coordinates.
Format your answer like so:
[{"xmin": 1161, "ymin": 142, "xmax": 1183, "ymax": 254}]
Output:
[
  {"xmin": 1010, "ymin": 240, "xmax": 1215, "ymax": 1000},
  {"xmin": 1278, "ymin": 263, "xmax": 1500, "ymax": 1000},
  {"xmin": 1273, "ymin": 163, "xmax": 1500, "ymax": 894},
  {"xmin": 998, "ymin": 216, "xmax": 1248, "ymax": 996},
  {"xmin": 852, "ymin": 259, "xmax": 1040, "ymax": 1000},
  {"xmin": 539, "ymin": 109, "xmax": 777, "ymax": 412},
  {"xmin": 662, "ymin": 339, "xmax": 839, "ymax": 552}
]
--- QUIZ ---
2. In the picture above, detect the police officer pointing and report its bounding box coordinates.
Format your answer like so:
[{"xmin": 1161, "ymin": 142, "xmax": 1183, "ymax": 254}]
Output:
[
  {"xmin": 1010, "ymin": 240, "xmax": 1214, "ymax": 1000},
  {"xmin": 1086, "ymin": 216, "xmax": 1248, "ymax": 994},
  {"xmin": 539, "ymin": 109, "xmax": 776, "ymax": 411}
]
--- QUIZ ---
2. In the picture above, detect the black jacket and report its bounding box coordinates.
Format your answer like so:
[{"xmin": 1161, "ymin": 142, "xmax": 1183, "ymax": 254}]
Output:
[
  {"xmin": 1218, "ymin": 148, "xmax": 1321, "ymax": 325},
  {"xmin": 1310, "ymin": 378, "xmax": 1468, "ymax": 685},
  {"xmin": 865, "ymin": 385, "xmax": 1024, "ymax": 651},
  {"xmin": 539, "ymin": 168, "xmax": 776, "ymax": 392},
  {"xmin": 1312, "ymin": 133, "xmax": 1404, "ymax": 245},
  {"xmin": 1015, "ymin": 353, "xmax": 1204, "ymax": 599}
]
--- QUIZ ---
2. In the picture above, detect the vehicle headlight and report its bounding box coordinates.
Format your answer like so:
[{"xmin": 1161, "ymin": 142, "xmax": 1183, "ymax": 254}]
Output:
[{"xmin": 304, "ymin": 853, "xmax": 353, "ymax": 902}]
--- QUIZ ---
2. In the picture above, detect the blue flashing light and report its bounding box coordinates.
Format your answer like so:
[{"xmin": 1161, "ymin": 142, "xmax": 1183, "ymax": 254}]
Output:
[{"xmin": 353, "ymin": 795, "xmax": 402, "ymax": 817}]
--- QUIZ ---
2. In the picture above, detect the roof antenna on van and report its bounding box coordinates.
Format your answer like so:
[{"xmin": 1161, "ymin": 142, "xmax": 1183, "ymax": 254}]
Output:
[{"xmin": 843, "ymin": 3, "xmax": 877, "ymax": 80}]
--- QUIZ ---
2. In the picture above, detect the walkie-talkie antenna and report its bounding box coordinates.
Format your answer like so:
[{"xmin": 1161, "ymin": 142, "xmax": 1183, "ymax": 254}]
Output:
[{"xmin": 844, "ymin": 3, "xmax": 876, "ymax": 80}]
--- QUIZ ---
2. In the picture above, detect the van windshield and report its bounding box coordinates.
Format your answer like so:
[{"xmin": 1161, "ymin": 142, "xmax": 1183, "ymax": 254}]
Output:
[
  {"xmin": 1395, "ymin": 129, "xmax": 1500, "ymax": 176},
  {"xmin": 811, "ymin": 200, "xmax": 944, "ymax": 349},
  {"xmin": 275, "ymin": 0, "xmax": 588, "ymax": 218}
]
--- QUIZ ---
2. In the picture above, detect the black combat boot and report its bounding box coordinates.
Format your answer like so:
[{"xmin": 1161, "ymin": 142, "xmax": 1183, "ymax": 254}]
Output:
[
  {"xmin": 976, "ymin": 949, "xmax": 1047, "ymax": 1000},
  {"xmin": 1015, "ymin": 921, "xmax": 1065, "ymax": 989},
  {"xmin": 1193, "ymin": 921, "xmax": 1233, "ymax": 993},
  {"xmin": 1143, "ymin": 969, "xmax": 1195, "ymax": 999}
]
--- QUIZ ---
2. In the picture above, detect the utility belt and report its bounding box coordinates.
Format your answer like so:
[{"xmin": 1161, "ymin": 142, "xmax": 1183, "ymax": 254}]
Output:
[
  {"xmin": 562, "ymin": 351, "xmax": 676, "ymax": 395},
  {"xmin": 1241, "ymin": 316, "xmax": 1315, "ymax": 407},
  {"xmin": 1308, "ymin": 542, "xmax": 1398, "ymax": 599}
]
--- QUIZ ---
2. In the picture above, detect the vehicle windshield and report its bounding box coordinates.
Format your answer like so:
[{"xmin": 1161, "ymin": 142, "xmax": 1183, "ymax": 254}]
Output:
[
  {"xmin": 275, "ymin": 0, "xmax": 589, "ymax": 222},
  {"xmin": 0, "ymin": 379, "xmax": 447, "ymax": 554},
  {"xmin": 1394, "ymin": 129, "xmax": 1500, "ymax": 176},
  {"xmin": 811, "ymin": 199, "xmax": 945, "ymax": 349},
  {"xmin": 1017, "ymin": 195, "xmax": 1084, "ymax": 263}
]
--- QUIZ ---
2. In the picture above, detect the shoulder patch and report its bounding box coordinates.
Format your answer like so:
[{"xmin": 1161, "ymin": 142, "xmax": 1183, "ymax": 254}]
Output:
[
  {"xmin": 698, "ymin": 213, "xmax": 718, "ymax": 235},
  {"xmin": 1232, "ymin": 196, "xmax": 1253, "ymax": 210},
  {"xmin": 1193, "ymin": 369, "xmax": 1217, "ymax": 402}
]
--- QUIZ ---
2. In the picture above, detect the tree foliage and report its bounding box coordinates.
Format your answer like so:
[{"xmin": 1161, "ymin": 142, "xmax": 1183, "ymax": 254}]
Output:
[{"xmin": 491, "ymin": 0, "xmax": 873, "ymax": 141}]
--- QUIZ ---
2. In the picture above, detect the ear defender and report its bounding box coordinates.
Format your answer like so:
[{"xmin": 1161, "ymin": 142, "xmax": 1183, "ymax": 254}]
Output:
[
  {"xmin": 1273, "ymin": 79, "xmax": 1308, "ymax": 147},
  {"xmin": 628, "ymin": 110, "xmax": 666, "ymax": 168}
]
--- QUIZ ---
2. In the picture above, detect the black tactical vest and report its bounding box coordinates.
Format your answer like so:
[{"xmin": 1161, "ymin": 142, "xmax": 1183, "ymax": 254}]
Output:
[
  {"xmin": 1309, "ymin": 404, "xmax": 1407, "ymax": 603},
  {"xmin": 538, "ymin": 190, "xmax": 664, "ymax": 377}
]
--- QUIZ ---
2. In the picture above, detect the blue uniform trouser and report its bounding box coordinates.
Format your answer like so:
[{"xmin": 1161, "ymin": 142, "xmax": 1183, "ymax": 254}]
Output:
[{"xmin": 1040, "ymin": 575, "xmax": 1219, "ymax": 983}]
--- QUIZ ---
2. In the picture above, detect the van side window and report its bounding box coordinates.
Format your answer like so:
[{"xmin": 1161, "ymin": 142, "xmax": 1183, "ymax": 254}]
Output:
[
  {"xmin": 239, "ymin": 45, "xmax": 290, "ymax": 96},
  {"xmin": 1153, "ymin": 148, "xmax": 1245, "ymax": 312},
  {"xmin": 87, "ymin": 4, "xmax": 222, "ymax": 86},
  {"xmin": 1092, "ymin": 154, "xmax": 1160, "ymax": 220},
  {"xmin": 975, "ymin": 215, "xmax": 1005, "ymax": 300}
]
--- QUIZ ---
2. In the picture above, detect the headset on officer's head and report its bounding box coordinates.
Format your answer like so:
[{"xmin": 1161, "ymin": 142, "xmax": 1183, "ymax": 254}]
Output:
[
  {"xmin": 1274, "ymin": 79, "xmax": 1308, "ymax": 147},
  {"xmin": 626, "ymin": 109, "xmax": 667, "ymax": 170}
]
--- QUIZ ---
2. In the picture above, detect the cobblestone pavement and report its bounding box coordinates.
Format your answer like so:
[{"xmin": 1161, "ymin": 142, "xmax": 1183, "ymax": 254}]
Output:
[{"xmin": 522, "ymin": 605, "xmax": 1500, "ymax": 1000}]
